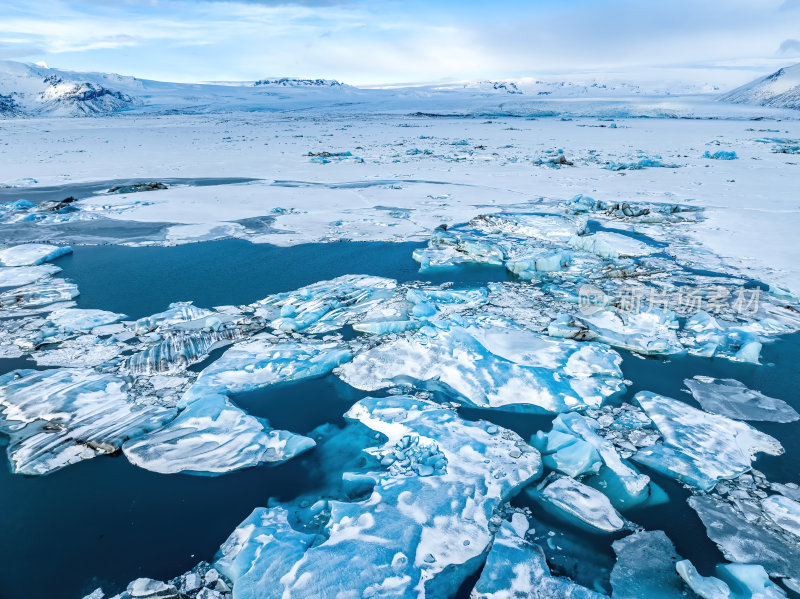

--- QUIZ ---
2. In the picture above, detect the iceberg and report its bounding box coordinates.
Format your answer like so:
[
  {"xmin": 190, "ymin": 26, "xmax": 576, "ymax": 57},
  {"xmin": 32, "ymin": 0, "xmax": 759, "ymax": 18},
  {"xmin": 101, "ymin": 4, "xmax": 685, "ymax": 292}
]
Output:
[
  {"xmin": 715, "ymin": 563, "xmax": 788, "ymax": 599},
  {"xmin": 632, "ymin": 391, "xmax": 783, "ymax": 491},
  {"xmin": 183, "ymin": 337, "xmax": 352, "ymax": 404},
  {"xmin": 336, "ymin": 324, "xmax": 624, "ymax": 412},
  {"xmin": 569, "ymin": 232, "xmax": 657, "ymax": 259},
  {"xmin": 0, "ymin": 368, "xmax": 175, "ymax": 475},
  {"xmin": 537, "ymin": 476, "xmax": 625, "ymax": 533},
  {"xmin": 471, "ymin": 518, "xmax": 603, "ymax": 598},
  {"xmin": 0, "ymin": 243, "xmax": 72, "ymax": 266},
  {"xmin": 215, "ymin": 396, "xmax": 541, "ymax": 598},
  {"xmin": 684, "ymin": 376, "xmax": 799, "ymax": 423},
  {"xmin": 123, "ymin": 394, "xmax": 314, "ymax": 475}
]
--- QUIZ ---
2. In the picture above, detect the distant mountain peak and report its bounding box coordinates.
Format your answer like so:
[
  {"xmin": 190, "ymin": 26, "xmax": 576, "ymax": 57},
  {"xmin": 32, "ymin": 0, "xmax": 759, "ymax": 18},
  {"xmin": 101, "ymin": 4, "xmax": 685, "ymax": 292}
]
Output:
[
  {"xmin": 720, "ymin": 63, "xmax": 800, "ymax": 109},
  {"xmin": 253, "ymin": 78, "xmax": 344, "ymax": 87}
]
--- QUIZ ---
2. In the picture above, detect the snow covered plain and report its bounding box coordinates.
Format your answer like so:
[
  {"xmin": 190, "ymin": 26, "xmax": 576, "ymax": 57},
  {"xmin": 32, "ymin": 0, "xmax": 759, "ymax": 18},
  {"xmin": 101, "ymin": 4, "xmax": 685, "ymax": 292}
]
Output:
[{"xmin": 1, "ymin": 64, "xmax": 800, "ymax": 599}]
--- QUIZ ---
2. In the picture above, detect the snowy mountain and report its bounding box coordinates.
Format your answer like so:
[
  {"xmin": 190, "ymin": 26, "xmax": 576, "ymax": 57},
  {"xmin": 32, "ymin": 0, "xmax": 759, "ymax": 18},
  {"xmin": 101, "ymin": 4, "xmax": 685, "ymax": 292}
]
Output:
[
  {"xmin": 720, "ymin": 63, "xmax": 800, "ymax": 109},
  {"xmin": 0, "ymin": 61, "xmax": 138, "ymax": 116},
  {"xmin": 1, "ymin": 59, "xmax": 796, "ymax": 119}
]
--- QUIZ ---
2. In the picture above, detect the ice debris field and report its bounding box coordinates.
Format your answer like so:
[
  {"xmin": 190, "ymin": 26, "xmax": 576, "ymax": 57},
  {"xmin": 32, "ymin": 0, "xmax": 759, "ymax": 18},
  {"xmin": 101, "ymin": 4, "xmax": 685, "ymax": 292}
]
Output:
[{"xmin": 1, "ymin": 61, "xmax": 800, "ymax": 599}]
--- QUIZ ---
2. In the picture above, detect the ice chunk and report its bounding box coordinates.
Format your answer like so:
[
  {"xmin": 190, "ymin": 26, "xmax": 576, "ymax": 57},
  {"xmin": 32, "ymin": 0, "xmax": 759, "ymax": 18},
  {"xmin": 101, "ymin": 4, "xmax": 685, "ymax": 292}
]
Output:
[
  {"xmin": 632, "ymin": 391, "xmax": 783, "ymax": 490},
  {"xmin": 123, "ymin": 394, "xmax": 314, "ymax": 475},
  {"xmin": 531, "ymin": 429, "xmax": 602, "ymax": 477},
  {"xmin": 762, "ymin": 495, "xmax": 800, "ymax": 538},
  {"xmin": 256, "ymin": 274, "xmax": 397, "ymax": 333},
  {"xmin": 546, "ymin": 412, "xmax": 651, "ymax": 508},
  {"xmin": 47, "ymin": 308, "xmax": 126, "ymax": 332},
  {"xmin": 215, "ymin": 506, "xmax": 317, "ymax": 597},
  {"xmin": 684, "ymin": 377, "xmax": 799, "ymax": 423},
  {"xmin": 569, "ymin": 232, "xmax": 657, "ymax": 259},
  {"xmin": 184, "ymin": 338, "xmax": 352, "ymax": 404},
  {"xmin": 506, "ymin": 250, "xmax": 572, "ymax": 278},
  {"xmin": 471, "ymin": 519, "xmax": 603, "ymax": 598},
  {"xmin": 337, "ymin": 324, "xmax": 624, "ymax": 412},
  {"xmin": 413, "ymin": 227, "xmax": 506, "ymax": 270},
  {"xmin": 715, "ymin": 563, "xmax": 788, "ymax": 599},
  {"xmin": 538, "ymin": 477, "xmax": 625, "ymax": 533},
  {"xmin": 0, "ymin": 243, "xmax": 72, "ymax": 266},
  {"xmin": 0, "ymin": 264, "xmax": 60, "ymax": 287},
  {"xmin": 133, "ymin": 302, "xmax": 214, "ymax": 334},
  {"xmin": 0, "ymin": 368, "xmax": 175, "ymax": 475},
  {"xmin": 611, "ymin": 530, "xmax": 692, "ymax": 599},
  {"xmin": 219, "ymin": 396, "xmax": 541, "ymax": 598},
  {"xmin": 469, "ymin": 212, "xmax": 588, "ymax": 243},
  {"xmin": 549, "ymin": 309, "xmax": 684, "ymax": 356},
  {"xmin": 127, "ymin": 324, "xmax": 257, "ymax": 375},
  {"xmin": 675, "ymin": 560, "xmax": 732, "ymax": 599},
  {"xmin": 690, "ymin": 495, "xmax": 800, "ymax": 584}
]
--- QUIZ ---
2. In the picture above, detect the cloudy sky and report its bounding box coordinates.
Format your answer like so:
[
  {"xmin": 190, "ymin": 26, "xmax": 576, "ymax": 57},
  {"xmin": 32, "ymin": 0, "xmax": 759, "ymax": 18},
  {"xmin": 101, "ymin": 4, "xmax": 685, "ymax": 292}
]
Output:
[{"xmin": 1, "ymin": 0, "xmax": 799, "ymax": 85}]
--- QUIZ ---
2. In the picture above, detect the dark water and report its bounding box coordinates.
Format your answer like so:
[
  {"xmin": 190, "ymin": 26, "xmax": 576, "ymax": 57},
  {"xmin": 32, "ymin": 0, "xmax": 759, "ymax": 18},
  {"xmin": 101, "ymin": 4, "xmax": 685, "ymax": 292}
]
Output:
[
  {"xmin": 56, "ymin": 240, "xmax": 510, "ymax": 319},
  {"xmin": 1, "ymin": 239, "xmax": 798, "ymax": 598}
]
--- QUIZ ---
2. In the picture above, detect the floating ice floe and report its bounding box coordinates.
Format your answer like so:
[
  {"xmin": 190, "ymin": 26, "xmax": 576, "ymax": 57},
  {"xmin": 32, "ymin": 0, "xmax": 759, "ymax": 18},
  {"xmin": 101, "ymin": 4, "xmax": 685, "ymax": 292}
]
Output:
[
  {"xmin": 549, "ymin": 308, "xmax": 684, "ymax": 356},
  {"xmin": 684, "ymin": 376, "xmax": 799, "ymax": 423},
  {"xmin": 183, "ymin": 337, "xmax": 353, "ymax": 404},
  {"xmin": 689, "ymin": 495, "xmax": 800, "ymax": 590},
  {"xmin": 0, "ymin": 368, "xmax": 175, "ymax": 475},
  {"xmin": 337, "ymin": 323, "xmax": 624, "ymax": 412},
  {"xmin": 127, "ymin": 320, "xmax": 261, "ymax": 375},
  {"xmin": 133, "ymin": 301, "xmax": 215, "ymax": 334},
  {"xmin": 0, "ymin": 278, "xmax": 79, "ymax": 309},
  {"xmin": 535, "ymin": 476, "xmax": 625, "ymax": 533},
  {"xmin": 632, "ymin": 391, "xmax": 783, "ymax": 491},
  {"xmin": 123, "ymin": 394, "xmax": 314, "ymax": 475},
  {"xmin": 534, "ymin": 412, "xmax": 652, "ymax": 508},
  {"xmin": 610, "ymin": 530, "xmax": 694, "ymax": 599},
  {"xmin": 46, "ymin": 307, "xmax": 126, "ymax": 332},
  {"xmin": 761, "ymin": 495, "xmax": 800, "ymax": 538},
  {"xmin": 675, "ymin": 560, "xmax": 733, "ymax": 599},
  {"xmin": 471, "ymin": 518, "xmax": 603, "ymax": 598},
  {"xmin": 214, "ymin": 395, "xmax": 541, "ymax": 598},
  {"xmin": 0, "ymin": 264, "xmax": 60, "ymax": 287},
  {"xmin": 215, "ymin": 506, "xmax": 316, "ymax": 599},
  {"xmin": 0, "ymin": 243, "xmax": 72, "ymax": 266}
]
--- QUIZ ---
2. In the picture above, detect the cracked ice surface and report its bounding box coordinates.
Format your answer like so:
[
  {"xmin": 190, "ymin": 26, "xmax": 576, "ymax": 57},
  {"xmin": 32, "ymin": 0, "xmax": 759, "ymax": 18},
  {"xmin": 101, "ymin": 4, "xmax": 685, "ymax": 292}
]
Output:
[
  {"xmin": 336, "ymin": 322, "xmax": 624, "ymax": 412},
  {"xmin": 214, "ymin": 395, "xmax": 541, "ymax": 598},
  {"xmin": 632, "ymin": 391, "xmax": 783, "ymax": 491},
  {"xmin": 0, "ymin": 368, "xmax": 175, "ymax": 475}
]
